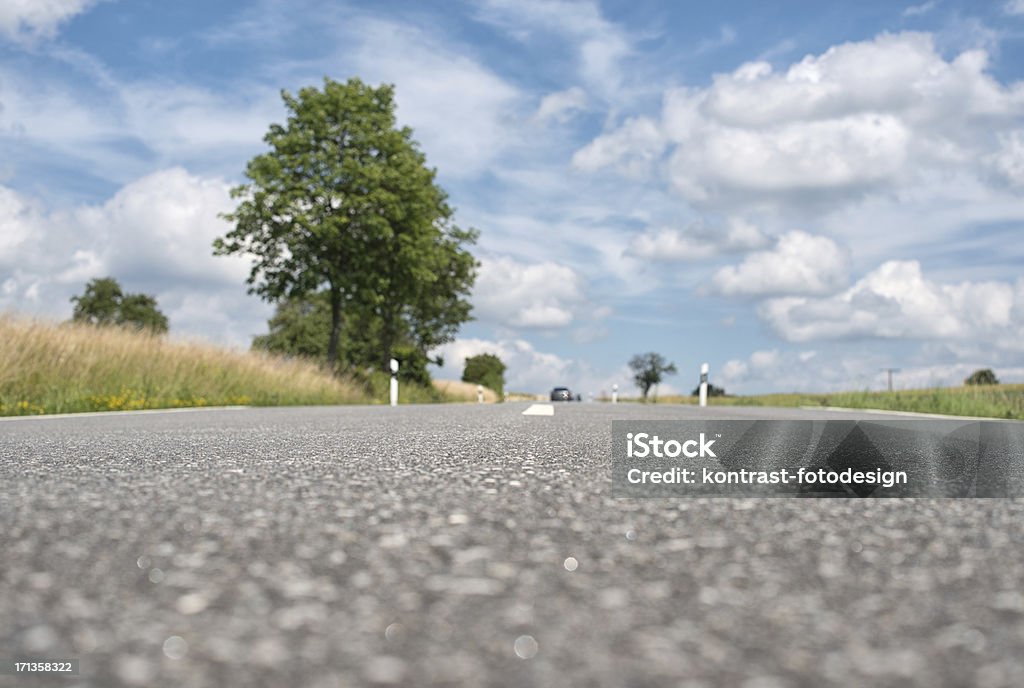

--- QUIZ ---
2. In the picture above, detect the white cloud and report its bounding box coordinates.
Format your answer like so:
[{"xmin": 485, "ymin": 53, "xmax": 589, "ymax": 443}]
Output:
[
  {"xmin": 0, "ymin": 168, "xmax": 269, "ymax": 347},
  {"xmin": 1, "ymin": 14, "xmax": 524, "ymax": 184},
  {"xmin": 719, "ymin": 345, "xmax": 1024, "ymax": 393},
  {"xmin": 903, "ymin": 1, "xmax": 938, "ymax": 17},
  {"xmin": 475, "ymin": 0, "xmax": 631, "ymax": 96},
  {"xmin": 627, "ymin": 217, "xmax": 769, "ymax": 262},
  {"xmin": 0, "ymin": 62, "xmax": 284, "ymax": 183},
  {"xmin": 433, "ymin": 336, "xmax": 635, "ymax": 396},
  {"xmin": 473, "ymin": 256, "xmax": 586, "ymax": 329},
  {"xmin": 721, "ymin": 349, "xmax": 783, "ymax": 386},
  {"xmin": 989, "ymin": 130, "xmax": 1024, "ymax": 188},
  {"xmin": 433, "ymin": 337, "xmax": 572, "ymax": 392},
  {"xmin": 535, "ymin": 87, "xmax": 588, "ymax": 123},
  {"xmin": 572, "ymin": 116, "xmax": 663, "ymax": 176},
  {"xmin": 711, "ymin": 231, "xmax": 850, "ymax": 296},
  {"xmin": 761, "ymin": 260, "xmax": 1022, "ymax": 346},
  {"xmin": 577, "ymin": 32, "xmax": 1024, "ymax": 207},
  {"xmin": 348, "ymin": 18, "xmax": 524, "ymax": 178},
  {"xmin": 0, "ymin": 0, "xmax": 95, "ymax": 41},
  {"xmin": 1005, "ymin": 0, "xmax": 1024, "ymax": 16}
]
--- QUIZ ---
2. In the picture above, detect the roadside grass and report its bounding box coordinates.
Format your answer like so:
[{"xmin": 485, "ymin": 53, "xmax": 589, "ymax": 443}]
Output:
[
  {"xmin": 0, "ymin": 315, "xmax": 452, "ymax": 416},
  {"xmin": 609, "ymin": 385, "xmax": 1024, "ymax": 420},
  {"xmin": 506, "ymin": 391, "xmax": 544, "ymax": 402},
  {"xmin": 431, "ymin": 379, "xmax": 500, "ymax": 403}
]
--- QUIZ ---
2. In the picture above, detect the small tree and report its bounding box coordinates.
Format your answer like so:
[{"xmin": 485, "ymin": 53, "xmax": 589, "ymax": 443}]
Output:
[
  {"xmin": 462, "ymin": 353, "xmax": 506, "ymax": 399},
  {"xmin": 70, "ymin": 277, "xmax": 122, "ymax": 325},
  {"xmin": 71, "ymin": 277, "xmax": 168, "ymax": 333},
  {"xmin": 629, "ymin": 352, "xmax": 677, "ymax": 402},
  {"xmin": 965, "ymin": 369, "xmax": 999, "ymax": 386}
]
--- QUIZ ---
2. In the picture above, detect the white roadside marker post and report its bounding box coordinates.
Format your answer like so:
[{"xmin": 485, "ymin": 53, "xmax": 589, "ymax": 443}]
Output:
[
  {"xmin": 612, "ymin": 384, "xmax": 618, "ymax": 405},
  {"xmin": 477, "ymin": 384, "xmax": 484, "ymax": 404},
  {"xmin": 699, "ymin": 363, "xmax": 709, "ymax": 408},
  {"xmin": 389, "ymin": 358, "xmax": 399, "ymax": 407}
]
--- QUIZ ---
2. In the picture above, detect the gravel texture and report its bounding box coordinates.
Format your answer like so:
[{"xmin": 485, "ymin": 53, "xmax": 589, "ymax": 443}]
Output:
[{"xmin": 2, "ymin": 403, "xmax": 1024, "ymax": 687}]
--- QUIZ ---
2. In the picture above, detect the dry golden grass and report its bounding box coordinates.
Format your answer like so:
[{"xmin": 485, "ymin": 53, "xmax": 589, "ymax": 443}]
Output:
[
  {"xmin": 505, "ymin": 391, "xmax": 545, "ymax": 402},
  {"xmin": 0, "ymin": 315, "xmax": 370, "ymax": 415},
  {"xmin": 432, "ymin": 379, "xmax": 499, "ymax": 403}
]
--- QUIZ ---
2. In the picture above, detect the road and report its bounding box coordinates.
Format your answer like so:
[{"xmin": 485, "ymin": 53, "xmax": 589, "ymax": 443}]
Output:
[{"xmin": 3, "ymin": 403, "xmax": 1024, "ymax": 687}]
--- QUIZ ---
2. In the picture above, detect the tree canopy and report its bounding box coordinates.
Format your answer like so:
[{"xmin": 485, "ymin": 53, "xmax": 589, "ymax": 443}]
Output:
[
  {"xmin": 629, "ymin": 352, "xmax": 677, "ymax": 402},
  {"xmin": 214, "ymin": 77, "xmax": 477, "ymax": 377},
  {"xmin": 462, "ymin": 353, "xmax": 506, "ymax": 399},
  {"xmin": 70, "ymin": 277, "xmax": 169, "ymax": 333},
  {"xmin": 965, "ymin": 368, "xmax": 999, "ymax": 386}
]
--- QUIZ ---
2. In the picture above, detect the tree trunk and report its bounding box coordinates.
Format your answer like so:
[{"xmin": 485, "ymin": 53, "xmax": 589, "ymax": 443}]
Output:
[{"xmin": 327, "ymin": 286, "xmax": 342, "ymax": 370}]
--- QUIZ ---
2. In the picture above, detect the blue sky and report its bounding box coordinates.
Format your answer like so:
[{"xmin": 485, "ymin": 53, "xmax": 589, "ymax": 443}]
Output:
[{"xmin": 2, "ymin": 0, "xmax": 1024, "ymax": 395}]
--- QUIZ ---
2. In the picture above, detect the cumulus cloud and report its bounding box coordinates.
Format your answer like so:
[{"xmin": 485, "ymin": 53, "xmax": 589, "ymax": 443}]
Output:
[
  {"xmin": 577, "ymin": 32, "xmax": 1024, "ymax": 207},
  {"xmin": 0, "ymin": 0, "xmax": 95, "ymax": 41},
  {"xmin": 761, "ymin": 260, "xmax": 1023, "ymax": 346},
  {"xmin": 432, "ymin": 337, "xmax": 573, "ymax": 392},
  {"xmin": 472, "ymin": 256, "xmax": 586, "ymax": 329},
  {"xmin": 627, "ymin": 218, "xmax": 769, "ymax": 262},
  {"xmin": 989, "ymin": 130, "xmax": 1024, "ymax": 188},
  {"xmin": 572, "ymin": 117, "xmax": 663, "ymax": 176},
  {"xmin": 711, "ymin": 231, "xmax": 850, "ymax": 296},
  {"xmin": 721, "ymin": 349, "xmax": 782, "ymax": 382},
  {"xmin": 0, "ymin": 168, "xmax": 270, "ymax": 346},
  {"xmin": 433, "ymin": 336, "xmax": 634, "ymax": 396}
]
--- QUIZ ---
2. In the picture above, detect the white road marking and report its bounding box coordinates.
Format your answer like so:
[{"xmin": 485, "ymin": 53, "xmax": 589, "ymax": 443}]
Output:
[
  {"xmin": 0, "ymin": 406, "xmax": 251, "ymax": 422},
  {"xmin": 522, "ymin": 403, "xmax": 554, "ymax": 416}
]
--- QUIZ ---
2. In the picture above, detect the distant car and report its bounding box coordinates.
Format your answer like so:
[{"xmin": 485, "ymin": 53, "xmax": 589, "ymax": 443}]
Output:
[{"xmin": 550, "ymin": 387, "xmax": 574, "ymax": 402}]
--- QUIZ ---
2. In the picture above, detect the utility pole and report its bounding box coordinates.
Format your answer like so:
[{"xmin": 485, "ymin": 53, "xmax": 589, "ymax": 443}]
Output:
[{"xmin": 880, "ymin": 367, "xmax": 900, "ymax": 392}]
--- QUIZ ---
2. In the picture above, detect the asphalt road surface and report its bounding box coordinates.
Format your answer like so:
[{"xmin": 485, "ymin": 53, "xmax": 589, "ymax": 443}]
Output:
[{"xmin": 3, "ymin": 403, "xmax": 1024, "ymax": 687}]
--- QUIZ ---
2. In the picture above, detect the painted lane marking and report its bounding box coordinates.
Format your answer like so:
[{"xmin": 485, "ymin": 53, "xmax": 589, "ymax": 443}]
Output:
[{"xmin": 522, "ymin": 403, "xmax": 554, "ymax": 416}]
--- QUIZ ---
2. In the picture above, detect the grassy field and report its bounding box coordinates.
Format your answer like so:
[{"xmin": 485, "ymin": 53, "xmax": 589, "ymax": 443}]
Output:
[
  {"xmin": 610, "ymin": 385, "xmax": 1024, "ymax": 420},
  {"xmin": 432, "ymin": 379, "xmax": 500, "ymax": 403},
  {"xmin": 0, "ymin": 316, "xmax": 448, "ymax": 416}
]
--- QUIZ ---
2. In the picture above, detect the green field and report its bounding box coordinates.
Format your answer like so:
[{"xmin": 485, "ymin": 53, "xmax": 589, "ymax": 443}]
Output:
[
  {"xmin": 0, "ymin": 316, "xmax": 459, "ymax": 416},
  {"xmin": 609, "ymin": 385, "xmax": 1024, "ymax": 420}
]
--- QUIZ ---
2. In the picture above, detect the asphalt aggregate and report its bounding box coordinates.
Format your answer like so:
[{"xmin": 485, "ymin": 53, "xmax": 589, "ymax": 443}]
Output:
[{"xmin": 3, "ymin": 402, "xmax": 1024, "ymax": 687}]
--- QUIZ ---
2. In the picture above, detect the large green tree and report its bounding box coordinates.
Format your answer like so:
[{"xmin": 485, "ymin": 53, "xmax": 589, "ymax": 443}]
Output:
[
  {"xmin": 70, "ymin": 277, "xmax": 169, "ymax": 333},
  {"xmin": 214, "ymin": 77, "xmax": 477, "ymax": 370}
]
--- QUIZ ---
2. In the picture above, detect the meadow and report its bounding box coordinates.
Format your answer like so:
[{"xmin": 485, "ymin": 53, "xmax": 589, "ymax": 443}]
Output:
[
  {"xmin": 615, "ymin": 385, "xmax": 1024, "ymax": 420},
  {"xmin": 0, "ymin": 316, "xmax": 399, "ymax": 415}
]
